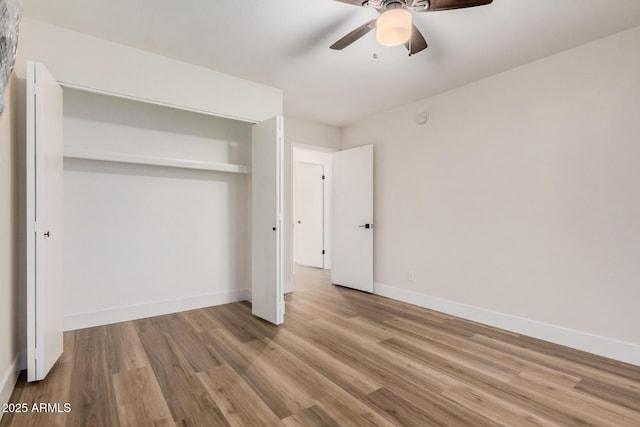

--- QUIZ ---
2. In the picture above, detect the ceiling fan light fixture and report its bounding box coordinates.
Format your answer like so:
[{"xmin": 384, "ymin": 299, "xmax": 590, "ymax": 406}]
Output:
[{"xmin": 376, "ymin": 8, "xmax": 412, "ymax": 47}]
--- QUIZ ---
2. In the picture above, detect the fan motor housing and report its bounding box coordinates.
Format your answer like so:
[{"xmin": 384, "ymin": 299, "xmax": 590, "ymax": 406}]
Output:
[{"xmin": 362, "ymin": 0, "xmax": 430, "ymax": 12}]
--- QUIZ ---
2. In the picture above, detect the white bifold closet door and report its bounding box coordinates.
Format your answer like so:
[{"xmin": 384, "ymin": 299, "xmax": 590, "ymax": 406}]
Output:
[
  {"xmin": 26, "ymin": 61, "xmax": 65, "ymax": 382},
  {"xmin": 332, "ymin": 144, "xmax": 374, "ymax": 293},
  {"xmin": 251, "ymin": 116, "xmax": 285, "ymax": 325}
]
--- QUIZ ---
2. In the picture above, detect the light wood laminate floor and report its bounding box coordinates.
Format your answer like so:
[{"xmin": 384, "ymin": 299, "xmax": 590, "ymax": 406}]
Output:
[{"xmin": 3, "ymin": 266, "xmax": 640, "ymax": 426}]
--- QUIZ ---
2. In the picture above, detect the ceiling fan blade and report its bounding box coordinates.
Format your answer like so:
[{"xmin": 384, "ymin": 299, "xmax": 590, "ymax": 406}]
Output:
[
  {"xmin": 333, "ymin": 0, "xmax": 368, "ymax": 6},
  {"xmin": 405, "ymin": 24, "xmax": 428, "ymax": 55},
  {"xmin": 330, "ymin": 19, "xmax": 377, "ymax": 50},
  {"xmin": 417, "ymin": 0, "xmax": 493, "ymax": 12}
]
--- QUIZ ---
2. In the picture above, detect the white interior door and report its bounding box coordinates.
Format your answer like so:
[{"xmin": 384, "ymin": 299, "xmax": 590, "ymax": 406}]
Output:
[
  {"xmin": 293, "ymin": 162, "xmax": 324, "ymax": 268},
  {"xmin": 332, "ymin": 145, "xmax": 373, "ymax": 292},
  {"xmin": 251, "ymin": 116, "xmax": 284, "ymax": 325},
  {"xmin": 26, "ymin": 61, "xmax": 64, "ymax": 382}
]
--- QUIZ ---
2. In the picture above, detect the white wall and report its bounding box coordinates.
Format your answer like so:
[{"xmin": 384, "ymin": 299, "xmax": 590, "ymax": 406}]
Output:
[
  {"xmin": 283, "ymin": 117, "xmax": 341, "ymax": 293},
  {"xmin": 15, "ymin": 18, "xmax": 282, "ymax": 123},
  {"xmin": 62, "ymin": 89, "xmax": 252, "ymax": 329},
  {"xmin": 0, "ymin": 76, "xmax": 20, "ymax": 418},
  {"xmin": 342, "ymin": 26, "xmax": 640, "ymax": 365},
  {"xmin": 293, "ymin": 147, "xmax": 335, "ymax": 270}
]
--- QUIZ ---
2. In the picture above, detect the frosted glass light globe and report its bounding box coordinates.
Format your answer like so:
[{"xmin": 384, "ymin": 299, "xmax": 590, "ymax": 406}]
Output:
[{"xmin": 376, "ymin": 9, "xmax": 412, "ymax": 47}]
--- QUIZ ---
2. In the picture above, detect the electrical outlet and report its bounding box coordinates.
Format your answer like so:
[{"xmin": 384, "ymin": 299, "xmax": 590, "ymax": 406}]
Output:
[{"xmin": 407, "ymin": 270, "xmax": 415, "ymax": 281}]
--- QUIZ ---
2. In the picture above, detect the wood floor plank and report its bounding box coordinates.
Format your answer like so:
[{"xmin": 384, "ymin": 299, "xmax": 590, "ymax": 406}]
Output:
[
  {"xmin": 317, "ymin": 314, "xmax": 395, "ymax": 343},
  {"xmin": 282, "ymin": 317, "xmax": 500, "ymax": 426},
  {"xmin": 133, "ymin": 315, "xmax": 225, "ymax": 422},
  {"xmin": 247, "ymin": 340, "xmax": 397, "ymax": 427},
  {"xmin": 443, "ymin": 317, "xmax": 522, "ymax": 340},
  {"xmin": 66, "ymin": 327, "xmax": 121, "ymax": 427},
  {"xmin": 3, "ymin": 265, "xmax": 639, "ymax": 427},
  {"xmin": 285, "ymin": 297, "xmax": 357, "ymax": 322},
  {"xmin": 178, "ymin": 309, "xmax": 221, "ymax": 334},
  {"xmin": 294, "ymin": 291, "xmax": 363, "ymax": 320},
  {"xmin": 112, "ymin": 367, "xmax": 174, "ymax": 426},
  {"xmin": 213, "ymin": 333, "xmax": 313, "ymax": 419},
  {"xmin": 175, "ymin": 408, "xmax": 230, "ymax": 427},
  {"xmin": 502, "ymin": 333, "xmax": 640, "ymax": 382},
  {"xmin": 196, "ymin": 365, "xmax": 281, "ymax": 427},
  {"xmin": 441, "ymin": 385, "xmax": 563, "ymax": 427},
  {"xmin": 155, "ymin": 365, "xmax": 219, "ymax": 423},
  {"xmin": 471, "ymin": 334, "xmax": 640, "ymax": 392},
  {"xmin": 203, "ymin": 304, "xmax": 261, "ymax": 343},
  {"xmin": 198, "ymin": 326, "xmax": 260, "ymax": 372},
  {"xmin": 105, "ymin": 322, "xmax": 149, "ymax": 374},
  {"xmin": 281, "ymin": 405, "xmax": 341, "ymax": 427},
  {"xmin": 278, "ymin": 303, "xmax": 320, "ymax": 324},
  {"xmin": 202, "ymin": 324, "xmax": 317, "ymax": 419},
  {"xmin": 271, "ymin": 328, "xmax": 382, "ymax": 396},
  {"xmin": 304, "ymin": 288, "xmax": 393, "ymax": 322},
  {"xmin": 575, "ymin": 378, "xmax": 640, "ymax": 412},
  {"xmin": 509, "ymin": 372, "xmax": 640, "ymax": 427},
  {"xmin": 384, "ymin": 335, "xmax": 521, "ymax": 383},
  {"xmin": 366, "ymin": 386, "xmax": 493, "ymax": 427},
  {"xmin": 384, "ymin": 317, "xmax": 582, "ymax": 388},
  {"xmin": 327, "ymin": 286, "xmax": 454, "ymax": 327},
  {"xmin": 164, "ymin": 316, "xmax": 225, "ymax": 374},
  {"xmin": 378, "ymin": 336, "xmax": 616, "ymax": 427}
]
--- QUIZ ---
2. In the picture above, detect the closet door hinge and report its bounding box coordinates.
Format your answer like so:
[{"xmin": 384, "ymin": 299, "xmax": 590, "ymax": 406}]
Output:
[
  {"xmin": 322, "ymin": 250, "xmax": 325, "ymax": 255},
  {"xmin": 322, "ymin": 175, "xmax": 325, "ymax": 180}
]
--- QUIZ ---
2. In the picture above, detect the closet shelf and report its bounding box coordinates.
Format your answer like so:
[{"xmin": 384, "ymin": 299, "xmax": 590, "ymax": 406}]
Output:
[{"xmin": 63, "ymin": 148, "xmax": 250, "ymax": 174}]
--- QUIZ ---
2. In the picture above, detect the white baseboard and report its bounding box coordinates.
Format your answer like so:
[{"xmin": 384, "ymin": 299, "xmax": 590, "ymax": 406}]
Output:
[
  {"xmin": 0, "ymin": 353, "xmax": 21, "ymax": 422},
  {"xmin": 64, "ymin": 289, "xmax": 250, "ymax": 331},
  {"xmin": 373, "ymin": 282, "xmax": 640, "ymax": 367}
]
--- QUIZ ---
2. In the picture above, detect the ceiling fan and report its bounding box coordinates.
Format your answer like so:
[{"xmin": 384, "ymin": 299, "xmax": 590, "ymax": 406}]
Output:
[{"xmin": 330, "ymin": 0, "xmax": 494, "ymax": 55}]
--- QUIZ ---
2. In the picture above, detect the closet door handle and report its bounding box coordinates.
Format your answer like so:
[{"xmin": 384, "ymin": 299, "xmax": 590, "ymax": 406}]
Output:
[
  {"xmin": 44, "ymin": 231, "xmax": 51, "ymax": 238},
  {"xmin": 358, "ymin": 224, "xmax": 373, "ymax": 229}
]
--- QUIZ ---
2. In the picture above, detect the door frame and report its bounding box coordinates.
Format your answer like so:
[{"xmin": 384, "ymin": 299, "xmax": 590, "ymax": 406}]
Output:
[
  {"xmin": 293, "ymin": 161, "xmax": 325, "ymax": 269},
  {"xmin": 288, "ymin": 144, "xmax": 336, "ymax": 292}
]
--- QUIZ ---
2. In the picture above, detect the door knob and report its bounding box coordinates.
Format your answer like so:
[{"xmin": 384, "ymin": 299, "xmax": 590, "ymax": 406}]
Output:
[
  {"xmin": 358, "ymin": 224, "xmax": 373, "ymax": 229},
  {"xmin": 44, "ymin": 231, "xmax": 50, "ymax": 238}
]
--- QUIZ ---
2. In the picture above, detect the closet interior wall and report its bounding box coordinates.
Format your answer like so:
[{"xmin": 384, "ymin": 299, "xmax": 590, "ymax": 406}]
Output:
[{"xmin": 62, "ymin": 88, "xmax": 252, "ymax": 329}]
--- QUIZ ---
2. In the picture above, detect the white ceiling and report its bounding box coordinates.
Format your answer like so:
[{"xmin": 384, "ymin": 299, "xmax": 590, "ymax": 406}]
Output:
[{"xmin": 22, "ymin": 0, "xmax": 640, "ymax": 127}]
